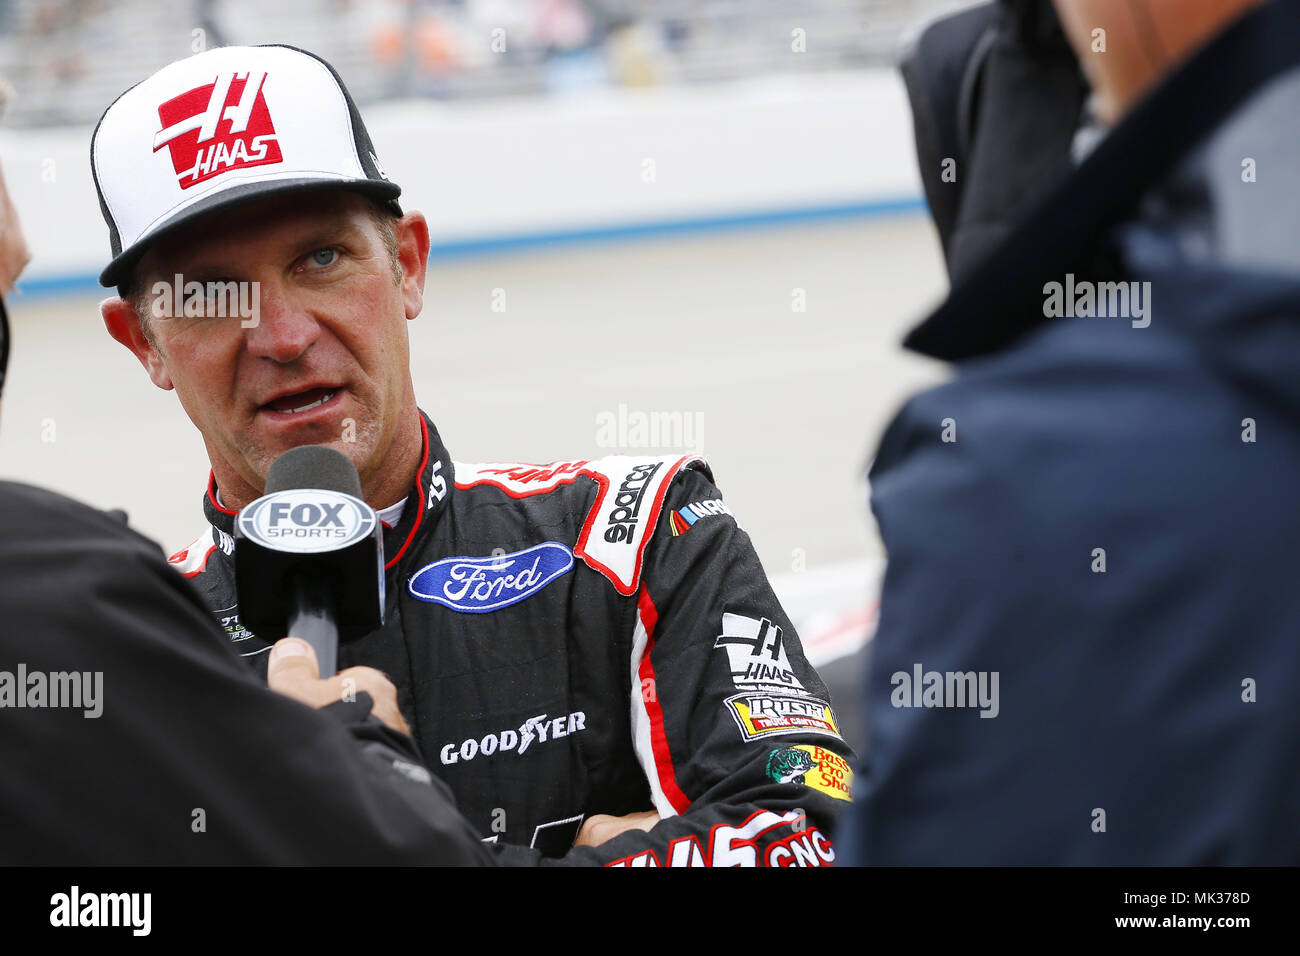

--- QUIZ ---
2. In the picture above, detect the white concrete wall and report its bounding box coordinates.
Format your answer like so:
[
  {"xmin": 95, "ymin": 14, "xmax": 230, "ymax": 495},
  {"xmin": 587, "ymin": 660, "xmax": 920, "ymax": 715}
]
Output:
[{"xmin": 1, "ymin": 69, "xmax": 922, "ymax": 286}]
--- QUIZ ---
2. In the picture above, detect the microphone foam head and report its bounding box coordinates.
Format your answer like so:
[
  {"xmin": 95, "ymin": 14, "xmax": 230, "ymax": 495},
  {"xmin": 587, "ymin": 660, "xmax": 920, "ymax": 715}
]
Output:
[{"xmin": 264, "ymin": 445, "xmax": 364, "ymax": 498}]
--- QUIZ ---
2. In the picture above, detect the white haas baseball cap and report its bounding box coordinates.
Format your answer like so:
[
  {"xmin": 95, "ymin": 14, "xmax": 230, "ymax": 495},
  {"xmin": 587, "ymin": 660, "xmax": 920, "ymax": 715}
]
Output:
[{"xmin": 92, "ymin": 44, "xmax": 401, "ymax": 289}]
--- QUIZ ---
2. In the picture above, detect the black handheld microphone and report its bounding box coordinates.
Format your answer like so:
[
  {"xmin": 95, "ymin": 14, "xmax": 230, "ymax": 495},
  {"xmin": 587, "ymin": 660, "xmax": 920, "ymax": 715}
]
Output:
[{"xmin": 233, "ymin": 446, "xmax": 385, "ymax": 678}]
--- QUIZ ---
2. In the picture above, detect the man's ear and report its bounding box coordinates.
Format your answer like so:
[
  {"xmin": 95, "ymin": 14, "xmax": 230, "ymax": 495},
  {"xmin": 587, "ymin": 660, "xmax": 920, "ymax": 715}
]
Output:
[
  {"xmin": 395, "ymin": 212, "xmax": 430, "ymax": 321},
  {"xmin": 101, "ymin": 296, "xmax": 174, "ymax": 391}
]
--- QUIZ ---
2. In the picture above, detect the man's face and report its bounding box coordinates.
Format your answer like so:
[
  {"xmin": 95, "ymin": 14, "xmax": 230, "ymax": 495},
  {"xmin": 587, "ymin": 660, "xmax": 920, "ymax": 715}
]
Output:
[{"xmin": 105, "ymin": 191, "xmax": 429, "ymax": 507}]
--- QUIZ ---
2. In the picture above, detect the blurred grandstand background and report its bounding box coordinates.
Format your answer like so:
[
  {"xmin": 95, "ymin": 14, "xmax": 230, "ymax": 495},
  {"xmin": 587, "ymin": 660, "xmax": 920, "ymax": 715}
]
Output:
[{"xmin": 2, "ymin": 0, "xmax": 969, "ymax": 125}]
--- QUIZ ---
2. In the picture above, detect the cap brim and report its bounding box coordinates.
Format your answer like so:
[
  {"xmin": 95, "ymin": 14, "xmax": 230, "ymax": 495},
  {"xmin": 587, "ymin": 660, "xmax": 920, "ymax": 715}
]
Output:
[{"xmin": 98, "ymin": 177, "xmax": 402, "ymax": 288}]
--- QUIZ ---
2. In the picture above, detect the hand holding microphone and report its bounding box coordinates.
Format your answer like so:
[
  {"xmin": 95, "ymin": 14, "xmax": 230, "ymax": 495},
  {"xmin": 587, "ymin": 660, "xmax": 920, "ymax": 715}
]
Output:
[{"xmin": 266, "ymin": 637, "xmax": 410, "ymax": 736}]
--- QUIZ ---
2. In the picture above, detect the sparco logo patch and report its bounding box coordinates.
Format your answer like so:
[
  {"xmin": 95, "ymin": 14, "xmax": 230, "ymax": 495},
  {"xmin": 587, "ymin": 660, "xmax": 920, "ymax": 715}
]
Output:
[
  {"xmin": 154, "ymin": 71, "xmax": 283, "ymax": 188},
  {"xmin": 604, "ymin": 462, "xmax": 661, "ymax": 543},
  {"xmin": 408, "ymin": 542, "xmax": 574, "ymax": 612}
]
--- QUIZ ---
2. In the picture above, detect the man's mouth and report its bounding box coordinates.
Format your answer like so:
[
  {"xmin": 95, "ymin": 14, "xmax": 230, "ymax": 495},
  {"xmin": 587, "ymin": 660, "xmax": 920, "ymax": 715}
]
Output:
[{"xmin": 261, "ymin": 387, "xmax": 339, "ymax": 415}]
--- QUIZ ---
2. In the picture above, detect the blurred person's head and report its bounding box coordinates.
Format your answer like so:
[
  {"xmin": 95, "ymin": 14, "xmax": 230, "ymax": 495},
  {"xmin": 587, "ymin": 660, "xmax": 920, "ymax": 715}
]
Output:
[
  {"xmin": 1051, "ymin": 0, "xmax": 1268, "ymax": 125},
  {"xmin": 0, "ymin": 157, "xmax": 32, "ymax": 415},
  {"xmin": 92, "ymin": 45, "xmax": 430, "ymax": 511},
  {"xmin": 900, "ymin": 0, "xmax": 1088, "ymax": 279}
]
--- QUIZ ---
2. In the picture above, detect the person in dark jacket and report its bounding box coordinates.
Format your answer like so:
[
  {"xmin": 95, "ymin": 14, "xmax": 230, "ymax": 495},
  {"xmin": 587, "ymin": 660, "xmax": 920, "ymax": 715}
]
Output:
[
  {"xmin": 844, "ymin": 0, "xmax": 1300, "ymax": 864},
  {"xmin": 0, "ymin": 164, "xmax": 492, "ymax": 865},
  {"xmin": 820, "ymin": 0, "xmax": 1090, "ymax": 756}
]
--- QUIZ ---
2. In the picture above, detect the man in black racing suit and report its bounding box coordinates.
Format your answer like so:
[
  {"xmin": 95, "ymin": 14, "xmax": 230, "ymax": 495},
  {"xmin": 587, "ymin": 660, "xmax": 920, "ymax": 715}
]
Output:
[
  {"xmin": 173, "ymin": 417, "xmax": 855, "ymax": 865},
  {"xmin": 94, "ymin": 44, "xmax": 855, "ymax": 866}
]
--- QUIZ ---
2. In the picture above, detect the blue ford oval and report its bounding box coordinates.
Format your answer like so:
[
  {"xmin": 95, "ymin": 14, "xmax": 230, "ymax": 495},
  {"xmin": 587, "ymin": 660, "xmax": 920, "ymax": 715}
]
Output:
[{"xmin": 407, "ymin": 542, "xmax": 575, "ymax": 613}]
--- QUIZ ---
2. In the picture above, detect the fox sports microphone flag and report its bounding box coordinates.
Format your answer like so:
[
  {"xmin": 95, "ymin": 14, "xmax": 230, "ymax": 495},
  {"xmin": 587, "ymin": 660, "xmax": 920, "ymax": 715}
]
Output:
[{"xmin": 234, "ymin": 446, "xmax": 385, "ymax": 673}]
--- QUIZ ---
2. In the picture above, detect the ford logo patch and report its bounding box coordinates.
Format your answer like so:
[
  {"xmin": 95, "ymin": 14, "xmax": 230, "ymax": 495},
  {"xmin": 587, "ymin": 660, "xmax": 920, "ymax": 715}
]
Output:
[{"xmin": 408, "ymin": 542, "xmax": 574, "ymax": 613}]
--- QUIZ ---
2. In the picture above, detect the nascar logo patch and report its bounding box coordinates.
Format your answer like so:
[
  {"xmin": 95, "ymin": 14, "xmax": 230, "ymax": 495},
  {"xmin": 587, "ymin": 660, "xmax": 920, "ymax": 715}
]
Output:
[{"xmin": 668, "ymin": 498, "xmax": 733, "ymax": 536}]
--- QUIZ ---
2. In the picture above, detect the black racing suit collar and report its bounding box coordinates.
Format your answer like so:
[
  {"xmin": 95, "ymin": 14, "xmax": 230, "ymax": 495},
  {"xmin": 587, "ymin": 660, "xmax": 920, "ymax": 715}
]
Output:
[{"xmin": 201, "ymin": 409, "xmax": 452, "ymax": 571}]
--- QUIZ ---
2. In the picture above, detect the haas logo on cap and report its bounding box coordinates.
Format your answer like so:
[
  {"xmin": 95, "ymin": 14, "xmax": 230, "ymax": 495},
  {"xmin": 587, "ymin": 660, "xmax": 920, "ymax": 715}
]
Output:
[{"xmin": 154, "ymin": 71, "xmax": 283, "ymax": 189}]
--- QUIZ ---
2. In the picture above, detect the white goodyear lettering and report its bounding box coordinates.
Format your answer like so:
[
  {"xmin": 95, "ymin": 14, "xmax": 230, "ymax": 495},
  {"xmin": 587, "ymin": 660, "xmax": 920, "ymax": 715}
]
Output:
[{"xmin": 440, "ymin": 711, "xmax": 586, "ymax": 765}]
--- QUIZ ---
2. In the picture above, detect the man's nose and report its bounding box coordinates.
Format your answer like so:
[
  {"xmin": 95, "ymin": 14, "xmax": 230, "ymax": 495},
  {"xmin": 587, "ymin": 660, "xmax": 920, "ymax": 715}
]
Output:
[{"xmin": 243, "ymin": 284, "xmax": 321, "ymax": 363}]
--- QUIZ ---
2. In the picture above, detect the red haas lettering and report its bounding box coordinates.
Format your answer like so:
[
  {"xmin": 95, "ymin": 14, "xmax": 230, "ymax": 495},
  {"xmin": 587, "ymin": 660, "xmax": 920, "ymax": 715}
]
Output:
[
  {"xmin": 484, "ymin": 461, "xmax": 588, "ymax": 485},
  {"xmin": 155, "ymin": 71, "xmax": 283, "ymax": 188},
  {"xmin": 605, "ymin": 810, "xmax": 835, "ymax": 867}
]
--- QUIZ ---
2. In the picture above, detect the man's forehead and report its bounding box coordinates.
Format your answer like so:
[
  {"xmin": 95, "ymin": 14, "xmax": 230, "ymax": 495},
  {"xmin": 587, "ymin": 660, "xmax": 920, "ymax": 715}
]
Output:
[{"xmin": 137, "ymin": 191, "xmax": 376, "ymax": 276}]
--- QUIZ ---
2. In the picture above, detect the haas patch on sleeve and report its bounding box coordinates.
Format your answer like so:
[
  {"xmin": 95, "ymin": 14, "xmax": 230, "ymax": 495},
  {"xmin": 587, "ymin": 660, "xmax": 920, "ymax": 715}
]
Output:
[{"xmin": 455, "ymin": 454, "xmax": 706, "ymax": 595}]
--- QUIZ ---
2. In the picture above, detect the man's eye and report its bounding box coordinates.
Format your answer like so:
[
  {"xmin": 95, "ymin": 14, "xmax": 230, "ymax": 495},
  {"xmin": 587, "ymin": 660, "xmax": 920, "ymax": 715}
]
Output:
[{"xmin": 306, "ymin": 248, "xmax": 339, "ymax": 269}]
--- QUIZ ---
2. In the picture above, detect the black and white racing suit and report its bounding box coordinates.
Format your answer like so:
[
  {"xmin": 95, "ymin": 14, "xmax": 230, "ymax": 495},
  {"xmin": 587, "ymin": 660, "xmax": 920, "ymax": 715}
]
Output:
[{"xmin": 171, "ymin": 411, "xmax": 856, "ymax": 865}]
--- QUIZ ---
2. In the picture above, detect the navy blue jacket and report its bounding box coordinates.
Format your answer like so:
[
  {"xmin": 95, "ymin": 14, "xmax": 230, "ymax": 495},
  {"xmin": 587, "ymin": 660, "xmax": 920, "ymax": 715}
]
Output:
[{"xmin": 843, "ymin": 0, "xmax": 1300, "ymax": 864}]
